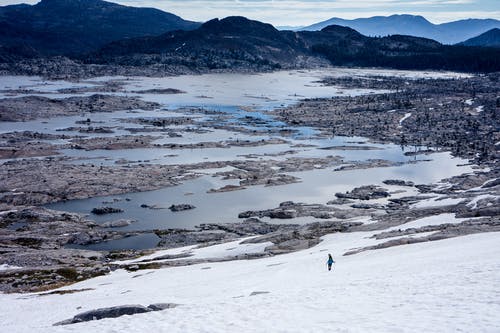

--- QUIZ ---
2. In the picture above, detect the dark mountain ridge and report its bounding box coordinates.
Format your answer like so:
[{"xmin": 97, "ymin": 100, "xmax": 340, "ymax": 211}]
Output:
[
  {"xmin": 91, "ymin": 17, "xmax": 310, "ymax": 70},
  {"xmin": 460, "ymin": 28, "xmax": 500, "ymax": 48},
  {"xmin": 88, "ymin": 16, "xmax": 500, "ymax": 73},
  {"xmin": 0, "ymin": 2, "xmax": 499, "ymax": 74},
  {"xmin": 0, "ymin": 0, "xmax": 200, "ymax": 56}
]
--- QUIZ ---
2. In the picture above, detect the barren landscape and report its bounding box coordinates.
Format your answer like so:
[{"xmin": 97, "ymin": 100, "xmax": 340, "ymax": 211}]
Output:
[{"xmin": 0, "ymin": 68, "xmax": 497, "ymax": 295}]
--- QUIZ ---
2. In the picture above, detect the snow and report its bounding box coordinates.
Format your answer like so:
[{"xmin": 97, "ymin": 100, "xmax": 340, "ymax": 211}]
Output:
[
  {"xmin": 479, "ymin": 178, "xmax": 496, "ymax": 188},
  {"xmin": 0, "ymin": 209, "xmax": 17, "ymax": 216},
  {"xmin": 389, "ymin": 213, "xmax": 469, "ymax": 230},
  {"xmin": 0, "ymin": 264, "xmax": 22, "ymax": 271},
  {"xmin": 413, "ymin": 195, "xmax": 465, "ymax": 208},
  {"xmin": 398, "ymin": 112, "xmax": 412, "ymax": 126},
  {"xmin": 1, "ymin": 226, "xmax": 499, "ymax": 332},
  {"xmin": 381, "ymin": 231, "xmax": 438, "ymax": 240},
  {"xmin": 464, "ymin": 99, "xmax": 474, "ymax": 106},
  {"xmin": 475, "ymin": 105, "xmax": 484, "ymax": 113},
  {"xmin": 466, "ymin": 194, "xmax": 498, "ymax": 210},
  {"xmin": 399, "ymin": 112, "xmax": 412, "ymax": 124},
  {"xmin": 115, "ymin": 238, "xmax": 273, "ymax": 265}
]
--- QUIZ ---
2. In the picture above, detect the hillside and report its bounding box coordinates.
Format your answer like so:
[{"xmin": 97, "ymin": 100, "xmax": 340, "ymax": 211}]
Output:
[
  {"xmin": 89, "ymin": 16, "xmax": 310, "ymax": 70},
  {"xmin": 460, "ymin": 28, "xmax": 500, "ymax": 47},
  {"xmin": 1, "ymin": 216, "xmax": 498, "ymax": 332},
  {"xmin": 300, "ymin": 15, "xmax": 500, "ymax": 44},
  {"xmin": 0, "ymin": 0, "xmax": 200, "ymax": 56},
  {"xmin": 1, "ymin": 2, "xmax": 499, "ymax": 74},
  {"xmin": 88, "ymin": 18, "xmax": 500, "ymax": 73}
]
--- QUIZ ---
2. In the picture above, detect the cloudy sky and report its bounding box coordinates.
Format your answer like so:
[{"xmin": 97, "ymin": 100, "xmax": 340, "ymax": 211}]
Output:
[{"xmin": 1, "ymin": 0, "xmax": 499, "ymax": 26}]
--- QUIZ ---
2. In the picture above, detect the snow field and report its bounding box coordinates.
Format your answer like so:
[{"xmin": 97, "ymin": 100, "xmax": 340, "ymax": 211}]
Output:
[{"xmin": 0, "ymin": 228, "xmax": 499, "ymax": 333}]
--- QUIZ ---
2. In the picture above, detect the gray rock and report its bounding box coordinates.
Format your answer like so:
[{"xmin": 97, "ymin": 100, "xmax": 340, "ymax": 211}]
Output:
[
  {"xmin": 55, "ymin": 305, "xmax": 150, "ymax": 325},
  {"xmin": 383, "ymin": 179, "xmax": 415, "ymax": 186},
  {"xmin": 327, "ymin": 198, "xmax": 354, "ymax": 205},
  {"xmin": 250, "ymin": 291, "xmax": 270, "ymax": 296},
  {"xmin": 169, "ymin": 204, "xmax": 196, "ymax": 212},
  {"xmin": 91, "ymin": 207, "xmax": 123, "ymax": 215},
  {"xmin": 101, "ymin": 219, "xmax": 136, "ymax": 228},
  {"xmin": 335, "ymin": 185, "xmax": 390, "ymax": 200},
  {"xmin": 147, "ymin": 303, "xmax": 178, "ymax": 311},
  {"xmin": 269, "ymin": 209, "xmax": 297, "ymax": 219},
  {"xmin": 350, "ymin": 203, "xmax": 384, "ymax": 209},
  {"xmin": 54, "ymin": 303, "xmax": 178, "ymax": 326}
]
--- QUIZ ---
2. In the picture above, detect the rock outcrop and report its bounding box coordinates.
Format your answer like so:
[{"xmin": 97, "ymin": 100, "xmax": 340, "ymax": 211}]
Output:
[{"xmin": 54, "ymin": 303, "xmax": 178, "ymax": 326}]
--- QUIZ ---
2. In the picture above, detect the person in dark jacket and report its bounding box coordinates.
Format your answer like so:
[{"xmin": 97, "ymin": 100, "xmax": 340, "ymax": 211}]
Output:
[{"xmin": 327, "ymin": 254, "xmax": 335, "ymax": 271}]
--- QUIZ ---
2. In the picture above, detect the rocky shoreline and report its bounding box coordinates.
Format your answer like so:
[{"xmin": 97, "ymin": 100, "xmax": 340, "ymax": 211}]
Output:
[
  {"xmin": 0, "ymin": 71, "xmax": 498, "ymax": 293},
  {"xmin": 272, "ymin": 74, "xmax": 499, "ymax": 165}
]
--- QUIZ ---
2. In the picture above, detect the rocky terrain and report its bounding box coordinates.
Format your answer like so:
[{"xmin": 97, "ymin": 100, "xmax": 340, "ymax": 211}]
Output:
[
  {"xmin": 0, "ymin": 71, "xmax": 498, "ymax": 293},
  {"xmin": 0, "ymin": 94, "xmax": 159, "ymax": 122},
  {"xmin": 273, "ymin": 74, "xmax": 500, "ymax": 164}
]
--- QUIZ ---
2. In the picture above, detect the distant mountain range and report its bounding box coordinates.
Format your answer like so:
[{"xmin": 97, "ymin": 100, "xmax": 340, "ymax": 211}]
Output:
[
  {"xmin": 460, "ymin": 28, "xmax": 500, "ymax": 47},
  {"xmin": 0, "ymin": 1, "xmax": 499, "ymax": 73},
  {"xmin": 0, "ymin": 0, "xmax": 200, "ymax": 57},
  {"xmin": 300, "ymin": 15, "xmax": 500, "ymax": 44}
]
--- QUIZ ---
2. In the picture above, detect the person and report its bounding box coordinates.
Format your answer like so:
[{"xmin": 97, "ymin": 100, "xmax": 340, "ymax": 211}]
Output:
[{"xmin": 327, "ymin": 254, "xmax": 335, "ymax": 271}]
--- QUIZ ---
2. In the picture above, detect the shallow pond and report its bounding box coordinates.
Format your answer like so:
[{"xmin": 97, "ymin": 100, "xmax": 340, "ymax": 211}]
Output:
[
  {"xmin": 1, "ymin": 68, "xmax": 475, "ymax": 250},
  {"xmin": 47, "ymin": 152, "xmax": 473, "ymax": 231}
]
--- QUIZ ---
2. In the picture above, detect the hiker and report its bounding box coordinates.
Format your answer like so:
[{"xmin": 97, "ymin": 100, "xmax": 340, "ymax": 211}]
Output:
[{"xmin": 327, "ymin": 254, "xmax": 335, "ymax": 271}]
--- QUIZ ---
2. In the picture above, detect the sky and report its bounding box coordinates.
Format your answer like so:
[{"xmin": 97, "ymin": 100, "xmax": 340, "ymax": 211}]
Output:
[{"xmin": 0, "ymin": 0, "xmax": 499, "ymax": 26}]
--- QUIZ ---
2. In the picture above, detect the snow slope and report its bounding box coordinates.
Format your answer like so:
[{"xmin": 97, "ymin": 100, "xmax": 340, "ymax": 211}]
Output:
[{"xmin": 1, "ymin": 230, "xmax": 499, "ymax": 332}]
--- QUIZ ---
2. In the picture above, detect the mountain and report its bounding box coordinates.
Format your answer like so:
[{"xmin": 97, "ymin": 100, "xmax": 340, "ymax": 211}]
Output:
[
  {"xmin": 89, "ymin": 17, "xmax": 500, "ymax": 73},
  {"xmin": 460, "ymin": 28, "xmax": 500, "ymax": 47},
  {"xmin": 300, "ymin": 15, "xmax": 500, "ymax": 44},
  {"xmin": 0, "ymin": 0, "xmax": 200, "ymax": 56},
  {"xmin": 90, "ymin": 16, "xmax": 309, "ymax": 70},
  {"xmin": 1, "ymin": 3, "xmax": 499, "ymax": 73}
]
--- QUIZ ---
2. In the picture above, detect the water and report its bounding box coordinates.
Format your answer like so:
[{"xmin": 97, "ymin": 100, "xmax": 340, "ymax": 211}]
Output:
[
  {"xmin": 67, "ymin": 233, "xmax": 160, "ymax": 251},
  {"xmin": 0, "ymin": 68, "xmax": 475, "ymax": 250},
  {"xmin": 47, "ymin": 152, "xmax": 473, "ymax": 231}
]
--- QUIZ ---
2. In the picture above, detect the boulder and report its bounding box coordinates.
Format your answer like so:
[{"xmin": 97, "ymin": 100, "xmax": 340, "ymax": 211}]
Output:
[
  {"xmin": 55, "ymin": 305, "xmax": 149, "ymax": 325},
  {"xmin": 91, "ymin": 207, "xmax": 123, "ymax": 215},
  {"xmin": 147, "ymin": 303, "xmax": 178, "ymax": 311},
  {"xmin": 269, "ymin": 209, "xmax": 297, "ymax": 219},
  {"xmin": 335, "ymin": 185, "xmax": 390, "ymax": 200},
  {"xmin": 54, "ymin": 303, "xmax": 178, "ymax": 326},
  {"xmin": 383, "ymin": 179, "xmax": 415, "ymax": 186},
  {"xmin": 169, "ymin": 204, "xmax": 196, "ymax": 212}
]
